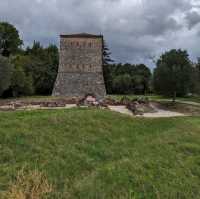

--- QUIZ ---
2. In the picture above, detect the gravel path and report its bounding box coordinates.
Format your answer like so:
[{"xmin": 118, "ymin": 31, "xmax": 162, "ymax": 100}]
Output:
[
  {"xmin": 139, "ymin": 104, "xmax": 185, "ymax": 118},
  {"xmin": 0, "ymin": 102, "xmax": 186, "ymax": 118},
  {"xmin": 108, "ymin": 104, "xmax": 185, "ymax": 118},
  {"xmin": 108, "ymin": 106, "xmax": 133, "ymax": 116}
]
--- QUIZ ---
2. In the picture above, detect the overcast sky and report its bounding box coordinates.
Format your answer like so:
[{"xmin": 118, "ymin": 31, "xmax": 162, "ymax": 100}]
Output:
[{"xmin": 0, "ymin": 0, "xmax": 200, "ymax": 68}]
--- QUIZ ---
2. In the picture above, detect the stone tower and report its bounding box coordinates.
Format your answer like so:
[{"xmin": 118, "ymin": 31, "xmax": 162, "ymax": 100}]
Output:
[{"xmin": 52, "ymin": 33, "xmax": 106, "ymax": 99}]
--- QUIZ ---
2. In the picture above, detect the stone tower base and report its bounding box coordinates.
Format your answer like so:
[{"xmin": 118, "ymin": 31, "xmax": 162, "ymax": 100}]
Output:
[{"xmin": 52, "ymin": 72, "xmax": 106, "ymax": 99}]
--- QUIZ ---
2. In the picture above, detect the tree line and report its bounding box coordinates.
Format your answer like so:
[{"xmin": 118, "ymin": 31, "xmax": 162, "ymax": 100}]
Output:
[
  {"xmin": 0, "ymin": 22, "xmax": 200, "ymax": 100},
  {"xmin": 0, "ymin": 22, "xmax": 59, "ymax": 97}
]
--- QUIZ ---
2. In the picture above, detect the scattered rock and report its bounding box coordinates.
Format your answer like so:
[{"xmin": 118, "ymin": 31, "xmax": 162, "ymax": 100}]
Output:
[{"xmin": 77, "ymin": 94, "xmax": 100, "ymax": 107}]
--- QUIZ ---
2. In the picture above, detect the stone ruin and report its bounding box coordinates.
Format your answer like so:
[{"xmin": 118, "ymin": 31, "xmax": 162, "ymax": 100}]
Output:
[{"xmin": 52, "ymin": 33, "xmax": 106, "ymax": 99}]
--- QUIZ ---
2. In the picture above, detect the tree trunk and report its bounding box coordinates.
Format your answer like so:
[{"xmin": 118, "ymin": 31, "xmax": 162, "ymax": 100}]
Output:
[{"xmin": 172, "ymin": 91, "xmax": 176, "ymax": 103}]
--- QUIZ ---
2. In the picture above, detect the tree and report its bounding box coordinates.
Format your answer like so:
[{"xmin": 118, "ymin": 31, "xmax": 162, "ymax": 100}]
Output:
[
  {"xmin": 25, "ymin": 42, "xmax": 59, "ymax": 95},
  {"xmin": 10, "ymin": 56, "xmax": 34, "ymax": 97},
  {"xmin": 153, "ymin": 49, "xmax": 193, "ymax": 102},
  {"xmin": 0, "ymin": 22, "xmax": 23, "ymax": 57},
  {"xmin": 103, "ymin": 40, "xmax": 113, "ymax": 66},
  {"xmin": 113, "ymin": 74, "xmax": 132, "ymax": 94},
  {"xmin": 134, "ymin": 64, "xmax": 151, "ymax": 95},
  {"xmin": 191, "ymin": 58, "xmax": 200, "ymax": 94},
  {"xmin": 105, "ymin": 63, "xmax": 151, "ymax": 95},
  {"xmin": 0, "ymin": 56, "xmax": 13, "ymax": 95},
  {"xmin": 102, "ymin": 40, "xmax": 114, "ymax": 93}
]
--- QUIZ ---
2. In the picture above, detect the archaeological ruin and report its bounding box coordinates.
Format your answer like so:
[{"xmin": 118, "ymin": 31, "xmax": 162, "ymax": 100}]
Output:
[{"xmin": 52, "ymin": 33, "xmax": 106, "ymax": 99}]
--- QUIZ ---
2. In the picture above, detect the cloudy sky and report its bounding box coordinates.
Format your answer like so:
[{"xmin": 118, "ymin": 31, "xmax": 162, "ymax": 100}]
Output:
[{"xmin": 0, "ymin": 0, "xmax": 200, "ymax": 68}]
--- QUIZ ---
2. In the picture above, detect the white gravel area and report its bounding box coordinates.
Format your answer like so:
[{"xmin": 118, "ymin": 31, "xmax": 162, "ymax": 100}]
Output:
[
  {"xmin": 0, "ymin": 103, "xmax": 186, "ymax": 118},
  {"xmin": 108, "ymin": 106, "xmax": 133, "ymax": 116},
  {"xmin": 108, "ymin": 104, "xmax": 185, "ymax": 118}
]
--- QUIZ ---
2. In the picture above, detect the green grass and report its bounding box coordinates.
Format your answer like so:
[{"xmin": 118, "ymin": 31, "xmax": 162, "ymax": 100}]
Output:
[
  {"xmin": 1, "ymin": 108, "xmax": 200, "ymax": 198},
  {"xmin": 109, "ymin": 94, "xmax": 200, "ymax": 104},
  {"xmin": 108, "ymin": 94, "xmax": 162, "ymax": 101}
]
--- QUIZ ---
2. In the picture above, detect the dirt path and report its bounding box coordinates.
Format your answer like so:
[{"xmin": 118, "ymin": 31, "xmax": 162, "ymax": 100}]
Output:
[
  {"xmin": 108, "ymin": 104, "xmax": 185, "ymax": 118},
  {"xmin": 139, "ymin": 104, "xmax": 185, "ymax": 118},
  {"xmin": 108, "ymin": 106, "xmax": 133, "ymax": 116}
]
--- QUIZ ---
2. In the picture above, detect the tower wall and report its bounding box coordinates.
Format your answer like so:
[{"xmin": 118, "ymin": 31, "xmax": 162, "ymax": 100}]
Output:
[{"xmin": 52, "ymin": 34, "xmax": 106, "ymax": 99}]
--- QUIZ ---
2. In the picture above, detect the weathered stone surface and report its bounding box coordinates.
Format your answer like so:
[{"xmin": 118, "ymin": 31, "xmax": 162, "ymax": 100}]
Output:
[{"xmin": 52, "ymin": 33, "xmax": 106, "ymax": 99}]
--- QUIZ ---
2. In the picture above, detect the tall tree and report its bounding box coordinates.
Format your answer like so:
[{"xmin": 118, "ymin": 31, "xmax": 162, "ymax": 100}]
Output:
[
  {"xmin": 191, "ymin": 58, "xmax": 200, "ymax": 94},
  {"xmin": 0, "ymin": 56, "xmax": 13, "ymax": 95},
  {"xmin": 102, "ymin": 40, "xmax": 114, "ymax": 93},
  {"xmin": 25, "ymin": 43, "xmax": 59, "ymax": 94},
  {"xmin": 0, "ymin": 22, "xmax": 23, "ymax": 57},
  {"xmin": 153, "ymin": 49, "xmax": 193, "ymax": 102},
  {"xmin": 134, "ymin": 64, "xmax": 151, "ymax": 95},
  {"xmin": 103, "ymin": 40, "xmax": 113, "ymax": 66}
]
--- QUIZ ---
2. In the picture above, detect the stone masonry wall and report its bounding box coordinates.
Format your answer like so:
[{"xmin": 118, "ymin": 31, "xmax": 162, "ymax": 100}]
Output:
[{"xmin": 52, "ymin": 35, "xmax": 106, "ymax": 99}]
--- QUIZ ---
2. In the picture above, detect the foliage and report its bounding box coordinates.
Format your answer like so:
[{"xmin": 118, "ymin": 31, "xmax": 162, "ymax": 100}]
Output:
[
  {"xmin": 8, "ymin": 55, "xmax": 34, "ymax": 97},
  {"xmin": 11, "ymin": 66, "xmax": 34, "ymax": 97},
  {"xmin": 25, "ymin": 42, "xmax": 59, "ymax": 95},
  {"xmin": 0, "ymin": 22, "xmax": 23, "ymax": 57},
  {"xmin": 0, "ymin": 55, "xmax": 13, "ymax": 95},
  {"xmin": 102, "ymin": 40, "xmax": 114, "ymax": 93},
  {"xmin": 112, "ymin": 74, "xmax": 132, "ymax": 94},
  {"xmin": 102, "ymin": 40, "xmax": 114, "ymax": 66},
  {"xmin": 0, "ymin": 109, "xmax": 200, "ymax": 198},
  {"xmin": 153, "ymin": 49, "xmax": 193, "ymax": 101},
  {"xmin": 0, "ymin": 21, "xmax": 59, "ymax": 97},
  {"xmin": 191, "ymin": 58, "xmax": 200, "ymax": 94},
  {"xmin": 0, "ymin": 41, "xmax": 59, "ymax": 97},
  {"xmin": 105, "ymin": 63, "xmax": 151, "ymax": 94}
]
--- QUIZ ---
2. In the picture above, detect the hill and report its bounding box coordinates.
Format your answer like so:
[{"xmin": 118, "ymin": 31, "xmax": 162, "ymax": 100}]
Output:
[{"xmin": 0, "ymin": 108, "xmax": 200, "ymax": 198}]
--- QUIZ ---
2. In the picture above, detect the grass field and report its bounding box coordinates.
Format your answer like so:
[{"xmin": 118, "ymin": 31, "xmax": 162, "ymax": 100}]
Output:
[{"xmin": 1, "ymin": 108, "xmax": 200, "ymax": 198}]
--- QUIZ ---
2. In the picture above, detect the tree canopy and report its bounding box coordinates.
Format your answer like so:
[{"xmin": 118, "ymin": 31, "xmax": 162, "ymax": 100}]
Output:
[
  {"xmin": 153, "ymin": 49, "xmax": 193, "ymax": 101},
  {"xmin": 105, "ymin": 63, "xmax": 152, "ymax": 95},
  {"xmin": 0, "ymin": 22, "xmax": 23, "ymax": 57}
]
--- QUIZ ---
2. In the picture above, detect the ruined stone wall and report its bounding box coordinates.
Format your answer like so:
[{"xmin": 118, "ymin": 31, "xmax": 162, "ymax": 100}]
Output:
[{"xmin": 52, "ymin": 35, "xmax": 106, "ymax": 99}]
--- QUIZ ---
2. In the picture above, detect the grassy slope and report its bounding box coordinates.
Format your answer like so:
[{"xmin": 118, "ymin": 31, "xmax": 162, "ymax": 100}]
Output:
[{"xmin": 0, "ymin": 109, "xmax": 200, "ymax": 198}]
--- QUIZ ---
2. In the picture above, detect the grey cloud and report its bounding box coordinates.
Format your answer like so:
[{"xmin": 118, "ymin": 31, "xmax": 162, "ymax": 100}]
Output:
[
  {"xmin": 185, "ymin": 11, "xmax": 200, "ymax": 29},
  {"xmin": 0, "ymin": 0, "xmax": 199, "ymax": 68}
]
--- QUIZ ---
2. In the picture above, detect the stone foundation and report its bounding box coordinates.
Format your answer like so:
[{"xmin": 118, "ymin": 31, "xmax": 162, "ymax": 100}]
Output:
[{"xmin": 53, "ymin": 72, "xmax": 106, "ymax": 99}]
